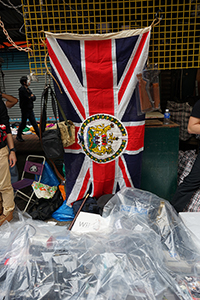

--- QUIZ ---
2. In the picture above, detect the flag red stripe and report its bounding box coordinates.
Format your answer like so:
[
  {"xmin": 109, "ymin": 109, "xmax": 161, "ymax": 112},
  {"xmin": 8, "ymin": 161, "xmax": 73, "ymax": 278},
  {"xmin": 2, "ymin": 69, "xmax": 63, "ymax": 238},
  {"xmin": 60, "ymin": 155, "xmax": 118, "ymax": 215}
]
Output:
[
  {"xmin": 46, "ymin": 39, "xmax": 86, "ymax": 119},
  {"xmin": 85, "ymin": 39, "xmax": 116, "ymax": 198},
  {"xmin": 118, "ymin": 32, "xmax": 149, "ymax": 104},
  {"xmin": 92, "ymin": 162, "xmax": 115, "ymax": 198},
  {"xmin": 126, "ymin": 124, "xmax": 145, "ymax": 151},
  {"xmin": 84, "ymin": 40, "xmax": 114, "ymax": 115},
  {"xmin": 118, "ymin": 157, "xmax": 132, "ymax": 187},
  {"xmin": 77, "ymin": 169, "xmax": 90, "ymax": 199}
]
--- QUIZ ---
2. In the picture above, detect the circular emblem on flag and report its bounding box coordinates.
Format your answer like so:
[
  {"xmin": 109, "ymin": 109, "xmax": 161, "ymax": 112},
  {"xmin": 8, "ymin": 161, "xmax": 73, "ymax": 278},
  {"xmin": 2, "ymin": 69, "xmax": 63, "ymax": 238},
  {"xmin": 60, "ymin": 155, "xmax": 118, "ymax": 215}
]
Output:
[{"xmin": 78, "ymin": 114, "xmax": 128, "ymax": 163}]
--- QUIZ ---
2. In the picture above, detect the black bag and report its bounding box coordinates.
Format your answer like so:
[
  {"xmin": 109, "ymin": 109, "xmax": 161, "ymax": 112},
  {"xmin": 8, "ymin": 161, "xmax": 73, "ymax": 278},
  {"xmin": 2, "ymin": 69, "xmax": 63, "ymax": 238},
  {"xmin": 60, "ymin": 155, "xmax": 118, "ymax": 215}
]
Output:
[
  {"xmin": 28, "ymin": 189, "xmax": 63, "ymax": 221},
  {"xmin": 42, "ymin": 124, "xmax": 64, "ymax": 159},
  {"xmin": 72, "ymin": 196, "xmax": 102, "ymax": 216},
  {"xmin": 40, "ymin": 85, "xmax": 64, "ymax": 159}
]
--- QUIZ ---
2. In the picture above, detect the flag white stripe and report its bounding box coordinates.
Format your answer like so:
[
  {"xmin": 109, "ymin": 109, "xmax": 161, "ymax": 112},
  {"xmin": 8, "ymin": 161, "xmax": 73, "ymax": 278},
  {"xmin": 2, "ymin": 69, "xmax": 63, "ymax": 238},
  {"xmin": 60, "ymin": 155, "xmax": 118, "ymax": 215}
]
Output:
[
  {"xmin": 111, "ymin": 39, "xmax": 118, "ymax": 118},
  {"xmin": 48, "ymin": 38, "xmax": 85, "ymax": 121},
  {"xmin": 124, "ymin": 147, "xmax": 144, "ymax": 155},
  {"xmin": 67, "ymin": 156, "xmax": 91, "ymax": 205},
  {"xmin": 80, "ymin": 40, "xmax": 90, "ymax": 118},
  {"xmin": 118, "ymin": 32, "xmax": 151, "ymax": 120}
]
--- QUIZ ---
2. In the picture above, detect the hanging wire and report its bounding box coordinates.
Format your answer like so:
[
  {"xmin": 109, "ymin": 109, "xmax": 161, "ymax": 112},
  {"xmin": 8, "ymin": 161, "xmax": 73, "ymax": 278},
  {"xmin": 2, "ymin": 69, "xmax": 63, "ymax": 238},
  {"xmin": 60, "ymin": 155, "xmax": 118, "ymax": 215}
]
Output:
[
  {"xmin": 0, "ymin": 0, "xmax": 23, "ymax": 16},
  {"xmin": 19, "ymin": 23, "xmax": 26, "ymax": 35}
]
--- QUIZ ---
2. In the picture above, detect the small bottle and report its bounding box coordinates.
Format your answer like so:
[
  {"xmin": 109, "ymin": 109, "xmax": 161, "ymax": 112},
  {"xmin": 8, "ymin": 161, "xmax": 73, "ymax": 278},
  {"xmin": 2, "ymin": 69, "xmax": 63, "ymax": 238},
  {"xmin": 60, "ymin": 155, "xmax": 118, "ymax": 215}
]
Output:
[{"xmin": 163, "ymin": 108, "xmax": 170, "ymax": 125}]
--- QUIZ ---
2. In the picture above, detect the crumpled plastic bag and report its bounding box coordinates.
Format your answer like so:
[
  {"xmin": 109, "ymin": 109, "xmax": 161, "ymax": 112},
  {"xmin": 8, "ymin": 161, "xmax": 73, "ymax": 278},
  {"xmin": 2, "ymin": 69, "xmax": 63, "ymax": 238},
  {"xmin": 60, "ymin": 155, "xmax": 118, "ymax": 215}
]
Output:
[{"xmin": 52, "ymin": 200, "xmax": 74, "ymax": 221}]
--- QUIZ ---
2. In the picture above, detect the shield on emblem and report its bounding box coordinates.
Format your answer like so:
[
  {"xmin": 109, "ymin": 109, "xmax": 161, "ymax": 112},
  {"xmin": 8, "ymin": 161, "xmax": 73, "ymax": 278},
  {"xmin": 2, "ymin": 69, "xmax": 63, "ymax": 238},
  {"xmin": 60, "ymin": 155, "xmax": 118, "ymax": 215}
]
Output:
[{"xmin": 78, "ymin": 114, "xmax": 128, "ymax": 164}]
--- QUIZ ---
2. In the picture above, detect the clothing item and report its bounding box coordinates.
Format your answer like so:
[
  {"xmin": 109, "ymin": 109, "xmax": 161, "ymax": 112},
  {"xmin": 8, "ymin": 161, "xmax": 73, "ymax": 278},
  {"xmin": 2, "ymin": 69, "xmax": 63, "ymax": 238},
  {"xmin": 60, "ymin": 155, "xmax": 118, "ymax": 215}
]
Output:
[
  {"xmin": 0, "ymin": 210, "xmax": 13, "ymax": 226},
  {"xmin": 17, "ymin": 109, "xmax": 39, "ymax": 138},
  {"xmin": 171, "ymin": 99, "xmax": 200, "ymax": 212},
  {"xmin": 17, "ymin": 84, "xmax": 39, "ymax": 138},
  {"xmin": 18, "ymin": 85, "xmax": 36, "ymax": 111},
  {"xmin": 167, "ymin": 101, "xmax": 193, "ymax": 141},
  {"xmin": 171, "ymin": 69, "xmax": 198, "ymax": 103},
  {"xmin": 0, "ymin": 146, "xmax": 15, "ymax": 215},
  {"xmin": 190, "ymin": 97, "xmax": 200, "ymax": 118},
  {"xmin": 0, "ymin": 97, "xmax": 11, "ymax": 149},
  {"xmin": 10, "ymin": 163, "xmax": 19, "ymax": 184}
]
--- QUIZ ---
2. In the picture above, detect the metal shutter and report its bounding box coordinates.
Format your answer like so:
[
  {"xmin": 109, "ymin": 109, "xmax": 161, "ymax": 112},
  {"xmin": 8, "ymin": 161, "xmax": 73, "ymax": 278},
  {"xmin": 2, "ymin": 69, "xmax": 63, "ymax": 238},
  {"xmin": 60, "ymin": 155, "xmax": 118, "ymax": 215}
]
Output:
[{"xmin": 2, "ymin": 69, "xmax": 55, "ymax": 122}]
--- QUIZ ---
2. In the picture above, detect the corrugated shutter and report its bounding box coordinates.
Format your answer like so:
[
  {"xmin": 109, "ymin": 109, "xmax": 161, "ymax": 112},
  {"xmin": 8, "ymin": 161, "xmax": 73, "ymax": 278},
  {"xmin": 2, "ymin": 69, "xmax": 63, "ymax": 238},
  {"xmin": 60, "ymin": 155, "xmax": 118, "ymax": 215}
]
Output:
[
  {"xmin": 2, "ymin": 69, "xmax": 55, "ymax": 122},
  {"xmin": 0, "ymin": 51, "xmax": 29, "ymax": 70}
]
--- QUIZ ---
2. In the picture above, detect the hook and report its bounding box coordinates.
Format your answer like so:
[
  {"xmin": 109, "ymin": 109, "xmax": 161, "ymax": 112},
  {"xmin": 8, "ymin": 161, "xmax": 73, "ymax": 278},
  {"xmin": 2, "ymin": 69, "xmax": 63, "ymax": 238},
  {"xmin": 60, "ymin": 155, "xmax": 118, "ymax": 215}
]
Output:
[
  {"xmin": 155, "ymin": 8, "xmax": 163, "ymax": 21},
  {"xmin": 151, "ymin": 9, "xmax": 163, "ymax": 27}
]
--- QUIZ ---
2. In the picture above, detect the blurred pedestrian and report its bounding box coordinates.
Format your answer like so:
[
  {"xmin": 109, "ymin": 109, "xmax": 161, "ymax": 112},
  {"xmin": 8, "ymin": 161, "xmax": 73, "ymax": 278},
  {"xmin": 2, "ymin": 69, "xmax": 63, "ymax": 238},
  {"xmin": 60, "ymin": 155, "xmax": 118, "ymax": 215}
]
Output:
[{"xmin": 16, "ymin": 76, "xmax": 39, "ymax": 142}]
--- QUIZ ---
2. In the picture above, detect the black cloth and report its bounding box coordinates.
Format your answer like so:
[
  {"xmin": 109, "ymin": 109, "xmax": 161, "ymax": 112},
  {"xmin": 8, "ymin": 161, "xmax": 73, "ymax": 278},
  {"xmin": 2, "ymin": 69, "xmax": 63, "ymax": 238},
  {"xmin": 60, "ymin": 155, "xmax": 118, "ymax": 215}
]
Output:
[
  {"xmin": 171, "ymin": 99, "xmax": 200, "ymax": 212},
  {"xmin": 171, "ymin": 69, "xmax": 198, "ymax": 103},
  {"xmin": 18, "ymin": 85, "xmax": 36, "ymax": 111},
  {"xmin": 191, "ymin": 99, "xmax": 200, "ymax": 119},
  {"xmin": 0, "ymin": 95, "xmax": 11, "ymax": 149},
  {"xmin": 17, "ymin": 85, "xmax": 39, "ymax": 138}
]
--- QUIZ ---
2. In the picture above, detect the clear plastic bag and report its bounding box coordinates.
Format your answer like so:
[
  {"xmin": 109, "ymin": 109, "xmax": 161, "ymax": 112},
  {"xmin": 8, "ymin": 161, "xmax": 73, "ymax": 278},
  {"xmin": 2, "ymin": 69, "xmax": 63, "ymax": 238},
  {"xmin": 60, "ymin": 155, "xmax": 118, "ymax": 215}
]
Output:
[{"xmin": 1, "ymin": 188, "xmax": 200, "ymax": 299}]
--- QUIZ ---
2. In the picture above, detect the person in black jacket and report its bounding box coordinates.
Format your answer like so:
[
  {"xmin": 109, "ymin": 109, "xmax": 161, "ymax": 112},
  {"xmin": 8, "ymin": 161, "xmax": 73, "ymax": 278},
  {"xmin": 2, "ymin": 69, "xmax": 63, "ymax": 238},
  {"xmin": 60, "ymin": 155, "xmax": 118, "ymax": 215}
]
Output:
[
  {"xmin": 16, "ymin": 76, "xmax": 39, "ymax": 142},
  {"xmin": 0, "ymin": 93, "xmax": 17, "ymax": 225}
]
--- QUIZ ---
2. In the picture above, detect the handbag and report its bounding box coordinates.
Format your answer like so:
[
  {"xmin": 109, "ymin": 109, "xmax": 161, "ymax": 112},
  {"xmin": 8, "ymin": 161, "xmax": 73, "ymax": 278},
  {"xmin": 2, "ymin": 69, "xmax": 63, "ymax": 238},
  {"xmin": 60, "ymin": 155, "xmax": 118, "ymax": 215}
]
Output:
[
  {"xmin": 56, "ymin": 120, "xmax": 75, "ymax": 148},
  {"xmin": 48, "ymin": 89, "xmax": 75, "ymax": 148},
  {"xmin": 42, "ymin": 124, "xmax": 64, "ymax": 159},
  {"xmin": 40, "ymin": 85, "xmax": 64, "ymax": 159}
]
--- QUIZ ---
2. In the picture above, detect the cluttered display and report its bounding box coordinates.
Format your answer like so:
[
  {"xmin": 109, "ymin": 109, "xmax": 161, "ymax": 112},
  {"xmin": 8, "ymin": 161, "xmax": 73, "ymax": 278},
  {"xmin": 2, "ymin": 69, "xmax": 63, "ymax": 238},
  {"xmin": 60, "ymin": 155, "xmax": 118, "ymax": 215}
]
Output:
[{"xmin": 1, "ymin": 187, "xmax": 200, "ymax": 300}]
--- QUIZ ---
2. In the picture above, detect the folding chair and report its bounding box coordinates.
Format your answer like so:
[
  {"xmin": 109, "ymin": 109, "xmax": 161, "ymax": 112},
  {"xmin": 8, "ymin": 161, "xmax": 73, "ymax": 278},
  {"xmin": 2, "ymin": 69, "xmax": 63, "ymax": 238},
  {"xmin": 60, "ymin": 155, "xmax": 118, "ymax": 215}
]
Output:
[{"xmin": 12, "ymin": 155, "xmax": 46, "ymax": 213}]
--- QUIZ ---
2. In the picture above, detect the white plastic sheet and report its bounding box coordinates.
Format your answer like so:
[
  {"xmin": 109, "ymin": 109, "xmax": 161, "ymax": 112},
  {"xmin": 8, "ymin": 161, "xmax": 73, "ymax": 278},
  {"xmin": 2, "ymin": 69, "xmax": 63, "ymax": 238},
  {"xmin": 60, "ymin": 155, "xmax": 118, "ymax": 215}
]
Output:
[
  {"xmin": 180, "ymin": 212, "xmax": 200, "ymax": 242},
  {"xmin": 1, "ymin": 187, "xmax": 200, "ymax": 299}
]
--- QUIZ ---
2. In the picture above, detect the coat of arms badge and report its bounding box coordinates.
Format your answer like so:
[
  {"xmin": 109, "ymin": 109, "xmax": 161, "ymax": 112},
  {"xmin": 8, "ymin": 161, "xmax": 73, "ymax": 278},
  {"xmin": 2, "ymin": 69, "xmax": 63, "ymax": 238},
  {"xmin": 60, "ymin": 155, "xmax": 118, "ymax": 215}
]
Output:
[{"xmin": 78, "ymin": 114, "xmax": 128, "ymax": 163}]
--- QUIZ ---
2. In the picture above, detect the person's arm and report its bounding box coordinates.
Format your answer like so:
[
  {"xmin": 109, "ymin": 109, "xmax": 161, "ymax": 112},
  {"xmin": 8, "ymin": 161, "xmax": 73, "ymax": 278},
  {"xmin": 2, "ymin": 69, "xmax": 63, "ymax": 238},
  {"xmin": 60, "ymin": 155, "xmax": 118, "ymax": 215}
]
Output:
[
  {"xmin": 6, "ymin": 133, "xmax": 17, "ymax": 168},
  {"xmin": 188, "ymin": 116, "xmax": 200, "ymax": 134},
  {"xmin": 30, "ymin": 94, "xmax": 36, "ymax": 101},
  {"xmin": 2, "ymin": 93, "xmax": 18, "ymax": 108}
]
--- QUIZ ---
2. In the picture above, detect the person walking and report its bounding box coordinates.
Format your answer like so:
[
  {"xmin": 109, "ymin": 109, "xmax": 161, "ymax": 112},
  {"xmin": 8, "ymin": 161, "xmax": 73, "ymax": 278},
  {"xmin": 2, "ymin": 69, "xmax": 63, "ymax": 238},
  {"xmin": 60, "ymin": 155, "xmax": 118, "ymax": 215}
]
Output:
[
  {"xmin": 0, "ymin": 92, "xmax": 17, "ymax": 225},
  {"xmin": 16, "ymin": 76, "xmax": 39, "ymax": 142}
]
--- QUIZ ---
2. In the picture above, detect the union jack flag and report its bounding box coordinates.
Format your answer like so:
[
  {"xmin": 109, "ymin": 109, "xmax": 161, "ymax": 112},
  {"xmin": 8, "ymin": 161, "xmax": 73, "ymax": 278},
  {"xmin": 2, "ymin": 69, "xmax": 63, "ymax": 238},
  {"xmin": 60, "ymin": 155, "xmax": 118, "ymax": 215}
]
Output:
[{"xmin": 45, "ymin": 27, "xmax": 151, "ymax": 205}]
